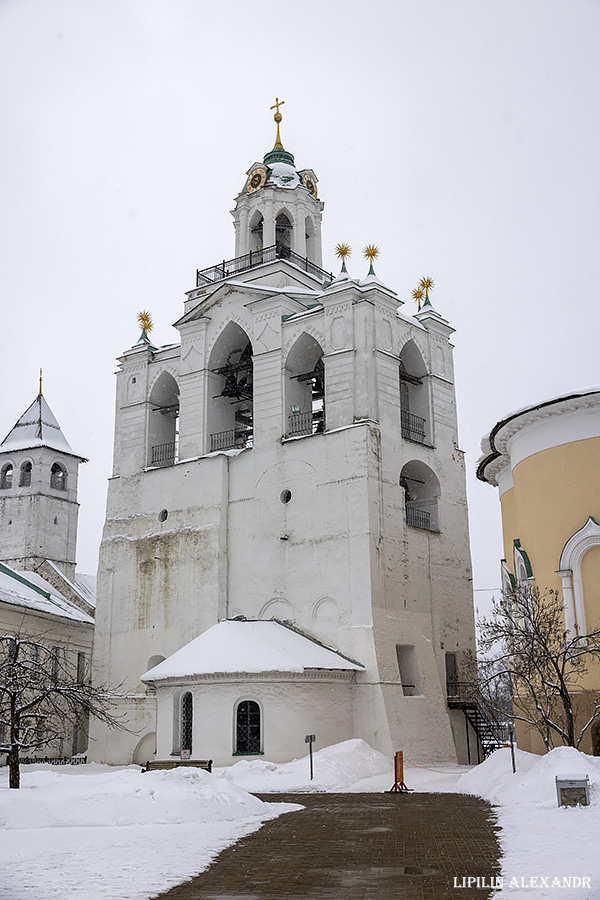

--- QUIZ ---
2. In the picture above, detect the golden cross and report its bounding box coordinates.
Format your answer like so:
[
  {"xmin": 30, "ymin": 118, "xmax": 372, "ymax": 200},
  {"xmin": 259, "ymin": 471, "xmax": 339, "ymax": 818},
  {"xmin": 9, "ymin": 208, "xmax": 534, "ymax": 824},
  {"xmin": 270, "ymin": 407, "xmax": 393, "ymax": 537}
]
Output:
[
  {"xmin": 270, "ymin": 97, "xmax": 285, "ymax": 149},
  {"xmin": 270, "ymin": 97, "xmax": 285, "ymax": 116}
]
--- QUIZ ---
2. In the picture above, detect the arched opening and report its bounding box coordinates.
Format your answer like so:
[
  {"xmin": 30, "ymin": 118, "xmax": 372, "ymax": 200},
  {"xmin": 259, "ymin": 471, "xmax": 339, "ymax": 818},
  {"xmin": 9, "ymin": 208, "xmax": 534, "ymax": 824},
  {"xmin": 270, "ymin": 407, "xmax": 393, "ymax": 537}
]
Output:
[
  {"xmin": 305, "ymin": 216, "xmax": 316, "ymax": 262},
  {"xmin": 399, "ymin": 341, "xmax": 430, "ymax": 444},
  {"xmin": 0, "ymin": 463, "xmax": 13, "ymax": 489},
  {"xmin": 50, "ymin": 462, "xmax": 67, "ymax": 491},
  {"xmin": 19, "ymin": 461, "xmax": 32, "ymax": 487},
  {"xmin": 208, "ymin": 322, "xmax": 253, "ymax": 451},
  {"xmin": 180, "ymin": 691, "xmax": 193, "ymax": 756},
  {"xmin": 275, "ymin": 212, "xmax": 292, "ymax": 256},
  {"xmin": 235, "ymin": 699, "xmax": 261, "ymax": 754},
  {"xmin": 400, "ymin": 460, "xmax": 440, "ymax": 532},
  {"xmin": 148, "ymin": 372, "xmax": 179, "ymax": 467},
  {"xmin": 249, "ymin": 211, "xmax": 263, "ymax": 254},
  {"xmin": 285, "ymin": 333, "xmax": 325, "ymax": 437}
]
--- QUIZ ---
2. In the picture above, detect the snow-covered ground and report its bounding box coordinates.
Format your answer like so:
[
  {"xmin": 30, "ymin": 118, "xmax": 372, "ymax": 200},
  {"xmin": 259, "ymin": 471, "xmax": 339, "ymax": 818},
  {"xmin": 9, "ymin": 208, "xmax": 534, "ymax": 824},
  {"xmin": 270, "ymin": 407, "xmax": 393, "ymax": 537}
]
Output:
[{"xmin": 1, "ymin": 739, "xmax": 598, "ymax": 899}]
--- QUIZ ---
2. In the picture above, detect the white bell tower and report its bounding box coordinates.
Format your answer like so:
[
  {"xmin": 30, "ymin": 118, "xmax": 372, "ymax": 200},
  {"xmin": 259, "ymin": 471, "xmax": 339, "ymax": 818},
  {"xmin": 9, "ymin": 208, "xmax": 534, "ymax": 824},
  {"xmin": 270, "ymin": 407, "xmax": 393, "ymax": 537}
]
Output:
[
  {"xmin": 0, "ymin": 383, "xmax": 86, "ymax": 582},
  {"xmin": 231, "ymin": 98, "xmax": 324, "ymax": 266}
]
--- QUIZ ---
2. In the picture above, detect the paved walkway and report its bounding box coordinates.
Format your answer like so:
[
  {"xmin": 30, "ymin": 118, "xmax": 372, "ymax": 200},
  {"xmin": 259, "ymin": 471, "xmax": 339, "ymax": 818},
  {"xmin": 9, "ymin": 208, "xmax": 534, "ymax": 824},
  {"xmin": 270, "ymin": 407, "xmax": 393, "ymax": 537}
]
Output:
[{"xmin": 153, "ymin": 792, "xmax": 502, "ymax": 900}]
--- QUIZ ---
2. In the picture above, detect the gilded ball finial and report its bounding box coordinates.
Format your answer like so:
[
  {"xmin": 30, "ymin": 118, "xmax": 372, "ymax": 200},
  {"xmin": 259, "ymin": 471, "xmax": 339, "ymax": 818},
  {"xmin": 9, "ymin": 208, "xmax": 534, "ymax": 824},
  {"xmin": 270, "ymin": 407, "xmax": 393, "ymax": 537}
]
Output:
[{"xmin": 138, "ymin": 310, "xmax": 153, "ymax": 334}]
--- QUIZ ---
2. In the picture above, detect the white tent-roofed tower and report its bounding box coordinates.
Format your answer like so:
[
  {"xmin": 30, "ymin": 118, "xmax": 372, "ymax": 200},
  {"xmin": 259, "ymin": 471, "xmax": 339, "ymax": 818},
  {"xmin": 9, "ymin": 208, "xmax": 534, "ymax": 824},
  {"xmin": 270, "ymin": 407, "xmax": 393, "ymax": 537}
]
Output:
[
  {"xmin": 92, "ymin": 104, "xmax": 478, "ymax": 767},
  {"xmin": 0, "ymin": 385, "xmax": 87, "ymax": 583}
]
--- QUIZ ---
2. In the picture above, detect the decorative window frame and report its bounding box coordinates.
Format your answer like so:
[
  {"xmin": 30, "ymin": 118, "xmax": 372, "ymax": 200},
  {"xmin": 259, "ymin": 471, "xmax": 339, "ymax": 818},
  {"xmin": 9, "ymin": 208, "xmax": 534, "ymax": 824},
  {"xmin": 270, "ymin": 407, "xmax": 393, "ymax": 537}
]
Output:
[
  {"xmin": 500, "ymin": 559, "xmax": 516, "ymax": 595},
  {"xmin": 557, "ymin": 516, "xmax": 600, "ymax": 637},
  {"xmin": 513, "ymin": 539, "xmax": 534, "ymax": 584}
]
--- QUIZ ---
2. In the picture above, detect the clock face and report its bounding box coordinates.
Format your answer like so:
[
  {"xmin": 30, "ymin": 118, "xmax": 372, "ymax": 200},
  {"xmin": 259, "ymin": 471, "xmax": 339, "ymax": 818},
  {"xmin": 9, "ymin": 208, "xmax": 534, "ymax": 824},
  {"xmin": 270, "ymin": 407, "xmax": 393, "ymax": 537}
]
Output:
[
  {"xmin": 302, "ymin": 173, "xmax": 317, "ymax": 197},
  {"xmin": 246, "ymin": 167, "xmax": 266, "ymax": 193}
]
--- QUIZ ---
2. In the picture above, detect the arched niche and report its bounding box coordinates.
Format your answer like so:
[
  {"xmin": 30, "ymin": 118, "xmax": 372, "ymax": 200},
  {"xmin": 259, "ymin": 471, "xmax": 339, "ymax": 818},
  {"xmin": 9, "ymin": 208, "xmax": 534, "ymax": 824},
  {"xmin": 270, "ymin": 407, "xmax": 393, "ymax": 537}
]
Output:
[
  {"xmin": 259, "ymin": 597, "xmax": 295, "ymax": 621},
  {"xmin": 312, "ymin": 597, "xmax": 341, "ymax": 643},
  {"xmin": 399, "ymin": 340, "xmax": 431, "ymax": 444},
  {"xmin": 208, "ymin": 322, "xmax": 253, "ymax": 452},
  {"xmin": 400, "ymin": 460, "xmax": 441, "ymax": 532},
  {"xmin": 285, "ymin": 333, "xmax": 325, "ymax": 437},
  {"xmin": 148, "ymin": 371, "xmax": 179, "ymax": 467},
  {"xmin": 132, "ymin": 732, "xmax": 156, "ymax": 766}
]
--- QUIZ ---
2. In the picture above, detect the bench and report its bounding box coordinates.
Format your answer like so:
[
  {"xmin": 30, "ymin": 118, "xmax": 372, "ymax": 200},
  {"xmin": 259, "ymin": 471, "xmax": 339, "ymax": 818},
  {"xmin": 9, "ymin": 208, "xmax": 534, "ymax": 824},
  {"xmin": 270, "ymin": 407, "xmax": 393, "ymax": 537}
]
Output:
[{"xmin": 142, "ymin": 759, "xmax": 213, "ymax": 773}]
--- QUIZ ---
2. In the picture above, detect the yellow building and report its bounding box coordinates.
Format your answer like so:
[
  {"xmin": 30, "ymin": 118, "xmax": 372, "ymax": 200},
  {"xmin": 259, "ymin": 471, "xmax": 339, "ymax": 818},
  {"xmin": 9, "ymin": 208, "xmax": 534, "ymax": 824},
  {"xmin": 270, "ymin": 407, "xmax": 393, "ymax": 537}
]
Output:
[{"xmin": 477, "ymin": 388, "xmax": 600, "ymax": 756}]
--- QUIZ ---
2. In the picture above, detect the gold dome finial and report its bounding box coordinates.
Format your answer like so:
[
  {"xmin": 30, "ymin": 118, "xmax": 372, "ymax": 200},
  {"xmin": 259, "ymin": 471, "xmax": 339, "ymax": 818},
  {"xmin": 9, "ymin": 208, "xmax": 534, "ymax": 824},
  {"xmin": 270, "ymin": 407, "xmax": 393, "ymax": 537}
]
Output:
[{"xmin": 270, "ymin": 97, "xmax": 285, "ymax": 149}]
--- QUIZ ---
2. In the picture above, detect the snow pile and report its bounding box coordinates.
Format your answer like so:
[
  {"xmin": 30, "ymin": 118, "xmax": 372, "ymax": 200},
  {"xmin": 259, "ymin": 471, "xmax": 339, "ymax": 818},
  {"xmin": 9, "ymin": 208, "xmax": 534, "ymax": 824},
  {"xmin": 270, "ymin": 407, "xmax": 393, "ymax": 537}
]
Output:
[
  {"xmin": 216, "ymin": 738, "xmax": 392, "ymax": 792},
  {"xmin": 0, "ymin": 764, "xmax": 270, "ymax": 830},
  {"xmin": 0, "ymin": 764, "xmax": 300, "ymax": 900},
  {"xmin": 458, "ymin": 748, "xmax": 600, "ymax": 899},
  {"xmin": 458, "ymin": 745, "xmax": 600, "ymax": 806}
]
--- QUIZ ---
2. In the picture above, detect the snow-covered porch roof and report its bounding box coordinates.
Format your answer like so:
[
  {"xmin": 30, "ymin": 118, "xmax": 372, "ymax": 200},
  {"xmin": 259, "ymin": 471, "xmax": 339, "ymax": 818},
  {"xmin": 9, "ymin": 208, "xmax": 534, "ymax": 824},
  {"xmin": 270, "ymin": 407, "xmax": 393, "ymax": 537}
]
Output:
[{"xmin": 141, "ymin": 619, "xmax": 364, "ymax": 683}]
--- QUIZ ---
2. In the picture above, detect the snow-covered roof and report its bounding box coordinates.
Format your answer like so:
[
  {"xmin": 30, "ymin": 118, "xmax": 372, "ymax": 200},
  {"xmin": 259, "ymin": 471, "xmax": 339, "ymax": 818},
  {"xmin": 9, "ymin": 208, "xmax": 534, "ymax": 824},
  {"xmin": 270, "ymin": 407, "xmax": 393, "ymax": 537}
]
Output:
[
  {"xmin": 0, "ymin": 562, "xmax": 94, "ymax": 625},
  {"xmin": 141, "ymin": 619, "xmax": 364, "ymax": 682},
  {"xmin": 266, "ymin": 162, "xmax": 300, "ymax": 189},
  {"xmin": 73, "ymin": 573, "xmax": 97, "ymax": 608},
  {"xmin": 0, "ymin": 394, "xmax": 85, "ymax": 459}
]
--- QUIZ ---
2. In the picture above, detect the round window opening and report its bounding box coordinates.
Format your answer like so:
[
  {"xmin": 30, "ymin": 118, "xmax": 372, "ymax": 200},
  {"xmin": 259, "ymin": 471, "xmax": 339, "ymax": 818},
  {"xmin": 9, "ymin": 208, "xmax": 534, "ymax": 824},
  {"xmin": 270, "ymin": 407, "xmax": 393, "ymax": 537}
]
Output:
[
  {"xmin": 280, "ymin": 489, "xmax": 292, "ymax": 504},
  {"xmin": 158, "ymin": 509, "xmax": 168, "ymax": 522}
]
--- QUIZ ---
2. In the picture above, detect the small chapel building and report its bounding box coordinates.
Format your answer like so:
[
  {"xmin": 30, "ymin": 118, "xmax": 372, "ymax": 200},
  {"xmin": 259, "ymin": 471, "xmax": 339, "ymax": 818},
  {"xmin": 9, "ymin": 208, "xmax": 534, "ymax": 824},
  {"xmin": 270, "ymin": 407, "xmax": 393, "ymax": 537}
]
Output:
[{"xmin": 92, "ymin": 106, "xmax": 477, "ymax": 767}]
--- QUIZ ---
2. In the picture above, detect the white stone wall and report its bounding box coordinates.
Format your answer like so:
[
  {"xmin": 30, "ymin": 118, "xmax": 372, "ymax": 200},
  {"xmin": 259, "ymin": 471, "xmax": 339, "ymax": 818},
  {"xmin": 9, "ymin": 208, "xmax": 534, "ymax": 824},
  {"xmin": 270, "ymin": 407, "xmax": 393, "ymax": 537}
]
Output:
[
  {"xmin": 154, "ymin": 674, "xmax": 355, "ymax": 767},
  {"xmin": 93, "ymin": 226, "xmax": 475, "ymax": 766}
]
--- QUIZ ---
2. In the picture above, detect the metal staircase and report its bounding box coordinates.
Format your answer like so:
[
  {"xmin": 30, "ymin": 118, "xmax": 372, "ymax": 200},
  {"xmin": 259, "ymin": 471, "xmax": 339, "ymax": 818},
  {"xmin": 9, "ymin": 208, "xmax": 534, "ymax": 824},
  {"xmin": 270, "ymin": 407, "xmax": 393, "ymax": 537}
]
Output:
[{"xmin": 447, "ymin": 682, "xmax": 507, "ymax": 764}]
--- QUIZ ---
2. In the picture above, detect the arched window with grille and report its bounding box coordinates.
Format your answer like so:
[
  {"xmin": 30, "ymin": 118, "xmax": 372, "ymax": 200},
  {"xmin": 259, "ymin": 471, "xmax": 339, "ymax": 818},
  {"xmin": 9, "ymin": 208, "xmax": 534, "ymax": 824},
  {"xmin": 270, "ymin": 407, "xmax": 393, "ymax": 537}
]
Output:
[
  {"xmin": 180, "ymin": 691, "xmax": 193, "ymax": 756},
  {"xmin": 235, "ymin": 699, "xmax": 261, "ymax": 754}
]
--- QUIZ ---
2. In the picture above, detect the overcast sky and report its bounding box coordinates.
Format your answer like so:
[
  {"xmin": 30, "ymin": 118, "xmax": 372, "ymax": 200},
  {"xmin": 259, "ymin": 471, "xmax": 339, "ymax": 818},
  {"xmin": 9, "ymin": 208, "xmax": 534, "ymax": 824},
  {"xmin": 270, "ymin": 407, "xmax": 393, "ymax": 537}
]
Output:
[{"xmin": 1, "ymin": 0, "xmax": 599, "ymax": 615}]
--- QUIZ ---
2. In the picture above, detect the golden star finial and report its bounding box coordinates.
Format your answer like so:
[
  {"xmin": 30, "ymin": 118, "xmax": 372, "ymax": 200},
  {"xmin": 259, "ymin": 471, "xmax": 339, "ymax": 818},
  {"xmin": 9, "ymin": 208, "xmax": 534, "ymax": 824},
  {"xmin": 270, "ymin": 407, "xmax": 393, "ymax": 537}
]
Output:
[
  {"xmin": 138, "ymin": 310, "xmax": 153, "ymax": 334},
  {"xmin": 270, "ymin": 97, "xmax": 285, "ymax": 149},
  {"xmin": 412, "ymin": 288, "xmax": 425, "ymax": 310},
  {"xmin": 363, "ymin": 244, "xmax": 380, "ymax": 263},
  {"xmin": 334, "ymin": 242, "xmax": 352, "ymax": 262},
  {"xmin": 419, "ymin": 277, "xmax": 434, "ymax": 292}
]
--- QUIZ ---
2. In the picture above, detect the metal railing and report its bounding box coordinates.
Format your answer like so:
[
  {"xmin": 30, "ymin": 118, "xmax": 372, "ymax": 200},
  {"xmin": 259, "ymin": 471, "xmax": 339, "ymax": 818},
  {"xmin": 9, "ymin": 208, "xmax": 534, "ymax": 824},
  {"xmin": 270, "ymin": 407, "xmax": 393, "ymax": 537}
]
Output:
[
  {"xmin": 19, "ymin": 755, "xmax": 88, "ymax": 765},
  {"xmin": 151, "ymin": 441, "xmax": 178, "ymax": 467},
  {"xmin": 197, "ymin": 243, "xmax": 334, "ymax": 287},
  {"xmin": 406, "ymin": 506, "xmax": 432, "ymax": 530},
  {"xmin": 401, "ymin": 410, "xmax": 426, "ymax": 443},
  {"xmin": 210, "ymin": 429, "xmax": 253, "ymax": 452},
  {"xmin": 288, "ymin": 410, "xmax": 325, "ymax": 437}
]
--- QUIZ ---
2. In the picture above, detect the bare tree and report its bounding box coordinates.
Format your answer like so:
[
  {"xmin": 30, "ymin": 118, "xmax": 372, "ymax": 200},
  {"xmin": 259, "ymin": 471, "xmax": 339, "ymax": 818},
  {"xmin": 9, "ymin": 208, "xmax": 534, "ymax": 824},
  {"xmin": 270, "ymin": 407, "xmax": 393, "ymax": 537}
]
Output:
[
  {"xmin": 477, "ymin": 584, "xmax": 600, "ymax": 751},
  {"xmin": 0, "ymin": 633, "xmax": 128, "ymax": 788}
]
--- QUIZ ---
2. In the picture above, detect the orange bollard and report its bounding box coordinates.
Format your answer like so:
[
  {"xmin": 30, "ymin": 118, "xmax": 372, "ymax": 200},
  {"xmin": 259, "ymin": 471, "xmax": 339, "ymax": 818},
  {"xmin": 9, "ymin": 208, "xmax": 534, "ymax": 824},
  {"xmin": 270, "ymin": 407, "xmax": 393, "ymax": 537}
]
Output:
[{"xmin": 389, "ymin": 750, "xmax": 413, "ymax": 793}]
